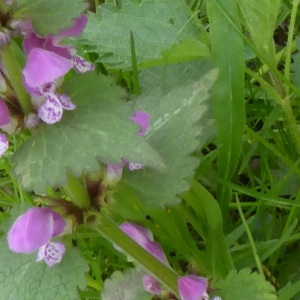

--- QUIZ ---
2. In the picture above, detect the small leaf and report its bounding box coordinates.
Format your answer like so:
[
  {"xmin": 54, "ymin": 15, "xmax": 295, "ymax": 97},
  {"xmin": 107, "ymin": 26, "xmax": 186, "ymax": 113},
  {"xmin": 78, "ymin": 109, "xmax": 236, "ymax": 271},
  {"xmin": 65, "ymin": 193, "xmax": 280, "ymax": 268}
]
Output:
[
  {"xmin": 15, "ymin": 0, "xmax": 87, "ymax": 36},
  {"xmin": 213, "ymin": 268, "xmax": 277, "ymax": 300},
  {"xmin": 101, "ymin": 268, "xmax": 152, "ymax": 300},
  {"xmin": 12, "ymin": 72, "xmax": 163, "ymax": 193},
  {"xmin": 82, "ymin": 0, "xmax": 201, "ymax": 69},
  {"xmin": 0, "ymin": 237, "xmax": 88, "ymax": 300},
  {"xmin": 119, "ymin": 64, "xmax": 218, "ymax": 207}
]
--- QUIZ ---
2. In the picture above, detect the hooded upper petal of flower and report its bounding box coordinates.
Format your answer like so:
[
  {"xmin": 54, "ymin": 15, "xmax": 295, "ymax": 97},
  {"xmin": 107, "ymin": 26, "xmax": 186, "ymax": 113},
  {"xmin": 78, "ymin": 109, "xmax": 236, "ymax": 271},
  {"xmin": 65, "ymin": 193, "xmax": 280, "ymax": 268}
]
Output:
[
  {"xmin": 178, "ymin": 275, "xmax": 208, "ymax": 300},
  {"xmin": 23, "ymin": 48, "xmax": 72, "ymax": 89},
  {"xmin": 131, "ymin": 110, "xmax": 150, "ymax": 136},
  {"xmin": 7, "ymin": 207, "xmax": 65, "ymax": 254},
  {"xmin": 120, "ymin": 222, "xmax": 154, "ymax": 245},
  {"xmin": 0, "ymin": 99, "xmax": 10, "ymax": 126},
  {"xmin": 143, "ymin": 274, "xmax": 163, "ymax": 295}
]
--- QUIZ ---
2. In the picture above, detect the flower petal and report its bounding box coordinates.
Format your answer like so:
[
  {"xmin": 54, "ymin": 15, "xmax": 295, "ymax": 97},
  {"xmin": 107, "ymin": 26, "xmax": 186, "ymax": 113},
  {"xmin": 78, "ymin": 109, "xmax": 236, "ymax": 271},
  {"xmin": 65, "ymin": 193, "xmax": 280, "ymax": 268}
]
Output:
[
  {"xmin": 7, "ymin": 207, "xmax": 54, "ymax": 254},
  {"xmin": 23, "ymin": 48, "xmax": 72, "ymax": 89},
  {"xmin": 131, "ymin": 111, "xmax": 150, "ymax": 136},
  {"xmin": 58, "ymin": 15, "xmax": 87, "ymax": 38},
  {"xmin": 38, "ymin": 94, "xmax": 63, "ymax": 124},
  {"xmin": 0, "ymin": 99, "xmax": 10, "ymax": 126},
  {"xmin": 0, "ymin": 134, "xmax": 8, "ymax": 157},
  {"xmin": 72, "ymin": 55, "xmax": 95, "ymax": 74},
  {"xmin": 25, "ymin": 113, "xmax": 39, "ymax": 128},
  {"xmin": 178, "ymin": 275, "xmax": 208, "ymax": 300},
  {"xmin": 143, "ymin": 275, "xmax": 163, "ymax": 295},
  {"xmin": 120, "ymin": 222, "xmax": 154, "ymax": 246},
  {"xmin": 23, "ymin": 31, "xmax": 45, "ymax": 56},
  {"xmin": 56, "ymin": 94, "xmax": 76, "ymax": 110},
  {"xmin": 128, "ymin": 162, "xmax": 143, "ymax": 171},
  {"xmin": 36, "ymin": 242, "xmax": 66, "ymax": 267},
  {"xmin": 144, "ymin": 240, "xmax": 170, "ymax": 266}
]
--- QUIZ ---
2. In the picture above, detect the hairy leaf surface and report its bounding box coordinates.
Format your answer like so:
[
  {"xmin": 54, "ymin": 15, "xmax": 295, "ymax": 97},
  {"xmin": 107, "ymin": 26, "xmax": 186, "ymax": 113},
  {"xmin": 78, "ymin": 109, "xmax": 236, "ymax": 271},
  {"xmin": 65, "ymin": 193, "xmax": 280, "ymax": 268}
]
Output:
[{"xmin": 13, "ymin": 72, "xmax": 163, "ymax": 193}]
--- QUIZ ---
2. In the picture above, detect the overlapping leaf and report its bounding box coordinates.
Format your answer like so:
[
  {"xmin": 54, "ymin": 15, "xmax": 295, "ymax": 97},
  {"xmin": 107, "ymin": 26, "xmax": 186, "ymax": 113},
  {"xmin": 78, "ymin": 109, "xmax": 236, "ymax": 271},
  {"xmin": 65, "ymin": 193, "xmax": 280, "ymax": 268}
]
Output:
[
  {"xmin": 291, "ymin": 37, "xmax": 300, "ymax": 89},
  {"xmin": 12, "ymin": 72, "xmax": 163, "ymax": 194},
  {"xmin": 0, "ymin": 237, "xmax": 88, "ymax": 300},
  {"xmin": 213, "ymin": 268, "xmax": 277, "ymax": 300},
  {"xmin": 15, "ymin": 0, "xmax": 87, "ymax": 36},
  {"xmin": 82, "ymin": 0, "xmax": 208, "ymax": 69},
  {"xmin": 118, "ymin": 62, "xmax": 217, "ymax": 207},
  {"xmin": 101, "ymin": 268, "xmax": 151, "ymax": 300}
]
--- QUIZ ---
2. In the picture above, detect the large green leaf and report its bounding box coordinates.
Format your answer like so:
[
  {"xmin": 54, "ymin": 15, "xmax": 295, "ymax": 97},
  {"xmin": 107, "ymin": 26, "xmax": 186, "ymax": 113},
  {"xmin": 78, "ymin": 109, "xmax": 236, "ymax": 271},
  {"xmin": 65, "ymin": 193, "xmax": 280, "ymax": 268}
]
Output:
[
  {"xmin": 101, "ymin": 268, "xmax": 152, "ymax": 300},
  {"xmin": 238, "ymin": 0, "xmax": 280, "ymax": 61},
  {"xmin": 117, "ymin": 63, "xmax": 217, "ymax": 207},
  {"xmin": 12, "ymin": 72, "xmax": 163, "ymax": 194},
  {"xmin": 0, "ymin": 237, "xmax": 88, "ymax": 300},
  {"xmin": 82, "ymin": 0, "xmax": 208, "ymax": 69},
  {"xmin": 14, "ymin": 0, "xmax": 87, "ymax": 36},
  {"xmin": 207, "ymin": 0, "xmax": 245, "ymax": 214}
]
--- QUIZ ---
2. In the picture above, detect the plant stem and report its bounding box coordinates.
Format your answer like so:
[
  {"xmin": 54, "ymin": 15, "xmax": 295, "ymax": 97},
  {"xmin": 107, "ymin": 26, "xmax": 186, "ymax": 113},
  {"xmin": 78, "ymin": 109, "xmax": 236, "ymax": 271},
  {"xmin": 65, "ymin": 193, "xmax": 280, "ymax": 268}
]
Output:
[
  {"xmin": 284, "ymin": 0, "xmax": 299, "ymax": 93},
  {"xmin": 94, "ymin": 213, "xmax": 180, "ymax": 297},
  {"xmin": 63, "ymin": 173, "xmax": 90, "ymax": 209},
  {"xmin": 1, "ymin": 45, "xmax": 32, "ymax": 115}
]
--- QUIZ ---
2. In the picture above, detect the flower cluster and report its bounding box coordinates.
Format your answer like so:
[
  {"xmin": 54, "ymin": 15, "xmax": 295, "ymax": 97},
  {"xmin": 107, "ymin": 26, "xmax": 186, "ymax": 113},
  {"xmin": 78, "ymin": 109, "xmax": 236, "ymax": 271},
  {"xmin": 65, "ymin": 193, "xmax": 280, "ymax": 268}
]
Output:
[
  {"xmin": 7, "ymin": 207, "xmax": 66, "ymax": 267},
  {"xmin": 21, "ymin": 15, "xmax": 94, "ymax": 124},
  {"xmin": 106, "ymin": 110, "xmax": 150, "ymax": 182},
  {"xmin": 118, "ymin": 222, "xmax": 222, "ymax": 300}
]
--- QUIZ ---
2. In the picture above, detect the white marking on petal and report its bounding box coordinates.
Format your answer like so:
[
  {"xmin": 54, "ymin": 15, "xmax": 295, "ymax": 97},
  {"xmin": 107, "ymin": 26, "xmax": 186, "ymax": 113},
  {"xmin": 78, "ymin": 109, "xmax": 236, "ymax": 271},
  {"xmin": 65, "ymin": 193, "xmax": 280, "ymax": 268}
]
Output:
[
  {"xmin": 38, "ymin": 94, "xmax": 63, "ymax": 124},
  {"xmin": 39, "ymin": 242, "xmax": 66, "ymax": 267},
  {"xmin": 72, "ymin": 55, "xmax": 95, "ymax": 74},
  {"xmin": 57, "ymin": 94, "xmax": 76, "ymax": 110},
  {"xmin": 128, "ymin": 162, "xmax": 143, "ymax": 171},
  {"xmin": 0, "ymin": 134, "xmax": 8, "ymax": 157}
]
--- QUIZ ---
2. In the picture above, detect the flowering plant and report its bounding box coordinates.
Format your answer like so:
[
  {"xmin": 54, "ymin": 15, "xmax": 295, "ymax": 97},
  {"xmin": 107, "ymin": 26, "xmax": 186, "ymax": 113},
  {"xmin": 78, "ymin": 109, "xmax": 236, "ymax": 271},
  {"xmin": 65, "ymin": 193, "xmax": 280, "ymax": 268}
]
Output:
[{"xmin": 0, "ymin": 0, "xmax": 299, "ymax": 300}]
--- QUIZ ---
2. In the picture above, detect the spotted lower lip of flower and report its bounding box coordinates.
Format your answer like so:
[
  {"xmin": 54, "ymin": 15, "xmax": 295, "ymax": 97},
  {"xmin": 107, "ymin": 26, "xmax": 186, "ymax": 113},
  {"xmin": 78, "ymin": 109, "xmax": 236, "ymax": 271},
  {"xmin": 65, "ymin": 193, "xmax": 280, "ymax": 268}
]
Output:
[
  {"xmin": 0, "ymin": 134, "xmax": 9, "ymax": 157},
  {"xmin": 38, "ymin": 93, "xmax": 76, "ymax": 124},
  {"xmin": 36, "ymin": 242, "xmax": 66, "ymax": 267},
  {"xmin": 72, "ymin": 55, "xmax": 95, "ymax": 74},
  {"xmin": 177, "ymin": 275, "xmax": 208, "ymax": 300}
]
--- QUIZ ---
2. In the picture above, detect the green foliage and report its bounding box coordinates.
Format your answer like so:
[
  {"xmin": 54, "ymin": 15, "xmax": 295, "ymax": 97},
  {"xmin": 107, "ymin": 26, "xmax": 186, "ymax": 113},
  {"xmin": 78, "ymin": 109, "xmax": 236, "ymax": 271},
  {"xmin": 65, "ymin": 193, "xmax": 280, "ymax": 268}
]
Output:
[
  {"xmin": 14, "ymin": 0, "xmax": 87, "ymax": 36},
  {"xmin": 118, "ymin": 66, "xmax": 217, "ymax": 207},
  {"xmin": 291, "ymin": 37, "xmax": 300, "ymax": 89},
  {"xmin": 100, "ymin": 268, "xmax": 151, "ymax": 300},
  {"xmin": 82, "ymin": 0, "xmax": 208, "ymax": 69},
  {"xmin": 0, "ymin": 237, "xmax": 88, "ymax": 300},
  {"xmin": 12, "ymin": 72, "xmax": 163, "ymax": 194},
  {"xmin": 207, "ymin": 0, "xmax": 245, "ymax": 214},
  {"xmin": 238, "ymin": 0, "xmax": 281, "ymax": 61},
  {"xmin": 213, "ymin": 268, "xmax": 277, "ymax": 300}
]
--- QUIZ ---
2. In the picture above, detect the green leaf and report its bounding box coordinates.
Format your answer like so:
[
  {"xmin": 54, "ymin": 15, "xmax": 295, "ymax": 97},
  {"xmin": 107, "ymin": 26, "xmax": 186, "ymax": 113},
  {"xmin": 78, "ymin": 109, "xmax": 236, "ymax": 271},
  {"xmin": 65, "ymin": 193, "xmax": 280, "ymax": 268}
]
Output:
[
  {"xmin": 101, "ymin": 268, "xmax": 152, "ymax": 300},
  {"xmin": 15, "ymin": 0, "xmax": 87, "ymax": 36},
  {"xmin": 12, "ymin": 72, "xmax": 163, "ymax": 194},
  {"xmin": 0, "ymin": 237, "xmax": 88, "ymax": 300},
  {"xmin": 238, "ymin": 0, "xmax": 280, "ymax": 61},
  {"xmin": 291, "ymin": 37, "xmax": 300, "ymax": 89},
  {"xmin": 182, "ymin": 181, "xmax": 233, "ymax": 279},
  {"xmin": 207, "ymin": 0, "xmax": 245, "ymax": 215},
  {"xmin": 119, "ymin": 64, "xmax": 218, "ymax": 207},
  {"xmin": 213, "ymin": 268, "xmax": 277, "ymax": 300},
  {"xmin": 82, "ymin": 0, "xmax": 205, "ymax": 69}
]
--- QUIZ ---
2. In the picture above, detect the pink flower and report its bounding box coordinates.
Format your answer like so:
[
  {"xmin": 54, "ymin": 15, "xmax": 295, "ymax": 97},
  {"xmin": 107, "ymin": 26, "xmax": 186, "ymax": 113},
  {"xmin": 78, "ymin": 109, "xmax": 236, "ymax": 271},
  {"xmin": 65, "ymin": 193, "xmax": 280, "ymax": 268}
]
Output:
[
  {"xmin": 178, "ymin": 275, "xmax": 209, "ymax": 300},
  {"xmin": 7, "ymin": 207, "xmax": 66, "ymax": 266},
  {"xmin": 106, "ymin": 111, "xmax": 150, "ymax": 181},
  {"xmin": 119, "ymin": 222, "xmax": 169, "ymax": 295},
  {"xmin": 22, "ymin": 15, "xmax": 94, "ymax": 124}
]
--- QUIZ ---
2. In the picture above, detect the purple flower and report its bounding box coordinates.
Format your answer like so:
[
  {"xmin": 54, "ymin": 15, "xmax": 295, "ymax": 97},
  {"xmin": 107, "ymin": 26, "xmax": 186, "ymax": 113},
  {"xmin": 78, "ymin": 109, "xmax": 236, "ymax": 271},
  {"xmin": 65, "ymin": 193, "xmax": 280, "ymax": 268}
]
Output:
[
  {"xmin": 178, "ymin": 275, "xmax": 209, "ymax": 300},
  {"xmin": 0, "ymin": 98, "xmax": 10, "ymax": 126},
  {"xmin": 36, "ymin": 242, "xmax": 66, "ymax": 267},
  {"xmin": 22, "ymin": 15, "xmax": 94, "ymax": 124},
  {"xmin": 0, "ymin": 134, "xmax": 8, "ymax": 157},
  {"xmin": 7, "ymin": 207, "xmax": 65, "ymax": 258},
  {"xmin": 119, "ymin": 222, "xmax": 169, "ymax": 295},
  {"xmin": 106, "ymin": 111, "xmax": 150, "ymax": 181}
]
